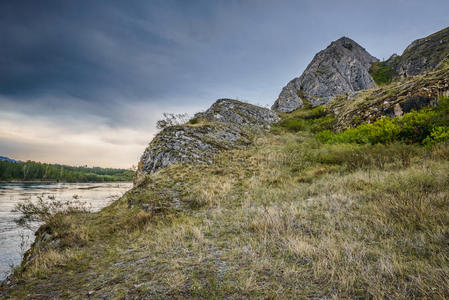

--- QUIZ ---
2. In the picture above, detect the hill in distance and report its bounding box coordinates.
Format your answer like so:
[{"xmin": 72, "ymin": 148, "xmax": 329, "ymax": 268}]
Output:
[{"xmin": 0, "ymin": 155, "xmax": 22, "ymax": 163}]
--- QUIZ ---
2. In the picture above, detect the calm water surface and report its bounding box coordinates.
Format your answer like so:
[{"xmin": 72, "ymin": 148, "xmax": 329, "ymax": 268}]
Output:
[{"xmin": 0, "ymin": 182, "xmax": 132, "ymax": 280}]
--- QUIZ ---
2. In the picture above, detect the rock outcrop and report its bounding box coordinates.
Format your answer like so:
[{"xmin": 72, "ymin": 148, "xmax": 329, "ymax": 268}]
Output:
[
  {"xmin": 392, "ymin": 27, "xmax": 449, "ymax": 77},
  {"xmin": 272, "ymin": 37, "xmax": 378, "ymax": 112},
  {"xmin": 194, "ymin": 98, "xmax": 280, "ymax": 128},
  {"xmin": 328, "ymin": 57, "xmax": 449, "ymax": 130},
  {"xmin": 135, "ymin": 99, "xmax": 279, "ymax": 184}
]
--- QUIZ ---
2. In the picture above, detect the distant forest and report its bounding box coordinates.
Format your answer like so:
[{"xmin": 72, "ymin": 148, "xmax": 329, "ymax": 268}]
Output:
[{"xmin": 0, "ymin": 160, "xmax": 134, "ymax": 182}]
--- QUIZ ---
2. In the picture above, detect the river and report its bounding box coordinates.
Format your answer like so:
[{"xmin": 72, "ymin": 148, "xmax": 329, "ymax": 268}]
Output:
[{"xmin": 0, "ymin": 182, "xmax": 132, "ymax": 280}]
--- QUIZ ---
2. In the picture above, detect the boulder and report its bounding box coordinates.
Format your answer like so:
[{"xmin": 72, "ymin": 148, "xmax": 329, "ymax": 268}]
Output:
[
  {"xmin": 272, "ymin": 37, "xmax": 378, "ymax": 112},
  {"xmin": 135, "ymin": 99, "xmax": 279, "ymax": 184},
  {"xmin": 194, "ymin": 98, "xmax": 280, "ymax": 128}
]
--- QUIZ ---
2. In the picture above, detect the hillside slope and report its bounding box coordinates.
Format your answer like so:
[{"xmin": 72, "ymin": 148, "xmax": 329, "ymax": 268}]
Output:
[{"xmin": 3, "ymin": 101, "xmax": 449, "ymax": 299}]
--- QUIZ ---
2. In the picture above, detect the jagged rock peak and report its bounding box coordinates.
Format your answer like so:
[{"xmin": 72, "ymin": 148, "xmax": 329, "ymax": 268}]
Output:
[
  {"xmin": 195, "ymin": 98, "xmax": 280, "ymax": 128},
  {"xmin": 272, "ymin": 36, "xmax": 378, "ymax": 112}
]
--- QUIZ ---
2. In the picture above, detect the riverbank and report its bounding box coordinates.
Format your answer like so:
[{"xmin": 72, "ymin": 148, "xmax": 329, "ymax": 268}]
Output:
[
  {"xmin": 0, "ymin": 182, "xmax": 133, "ymax": 282},
  {"xmin": 0, "ymin": 180, "xmax": 131, "ymax": 183}
]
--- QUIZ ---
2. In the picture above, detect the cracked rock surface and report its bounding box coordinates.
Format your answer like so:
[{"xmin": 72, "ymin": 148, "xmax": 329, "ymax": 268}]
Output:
[
  {"xmin": 273, "ymin": 37, "xmax": 378, "ymax": 112},
  {"xmin": 135, "ymin": 99, "xmax": 279, "ymax": 184}
]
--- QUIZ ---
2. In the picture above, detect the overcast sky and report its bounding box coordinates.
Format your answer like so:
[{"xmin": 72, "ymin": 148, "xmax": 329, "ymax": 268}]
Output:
[{"xmin": 1, "ymin": 0, "xmax": 448, "ymax": 168}]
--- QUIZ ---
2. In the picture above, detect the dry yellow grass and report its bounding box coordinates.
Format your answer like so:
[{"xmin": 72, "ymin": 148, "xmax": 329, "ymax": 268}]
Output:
[{"xmin": 3, "ymin": 131, "xmax": 449, "ymax": 299}]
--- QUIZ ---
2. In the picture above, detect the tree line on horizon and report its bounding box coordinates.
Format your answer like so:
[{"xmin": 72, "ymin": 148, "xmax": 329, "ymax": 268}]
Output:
[{"xmin": 0, "ymin": 160, "xmax": 134, "ymax": 182}]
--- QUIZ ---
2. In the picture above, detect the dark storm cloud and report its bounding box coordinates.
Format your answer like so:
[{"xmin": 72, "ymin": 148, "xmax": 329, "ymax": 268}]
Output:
[
  {"xmin": 1, "ymin": 0, "xmax": 448, "ymax": 166},
  {"xmin": 2, "ymin": 0, "xmax": 448, "ymax": 106},
  {"xmin": 0, "ymin": 1, "xmax": 180, "ymax": 99}
]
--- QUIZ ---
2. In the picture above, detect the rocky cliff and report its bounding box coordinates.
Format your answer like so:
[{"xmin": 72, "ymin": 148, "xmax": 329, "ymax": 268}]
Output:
[
  {"xmin": 135, "ymin": 99, "xmax": 279, "ymax": 185},
  {"xmin": 272, "ymin": 37, "xmax": 378, "ymax": 112},
  {"xmin": 392, "ymin": 26, "xmax": 449, "ymax": 77}
]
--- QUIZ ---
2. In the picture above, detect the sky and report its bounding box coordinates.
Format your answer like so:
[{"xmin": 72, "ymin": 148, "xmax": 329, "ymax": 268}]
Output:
[{"xmin": 1, "ymin": 0, "xmax": 448, "ymax": 168}]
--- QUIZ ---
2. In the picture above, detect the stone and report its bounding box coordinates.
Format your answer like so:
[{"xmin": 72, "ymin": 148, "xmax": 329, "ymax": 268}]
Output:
[
  {"xmin": 194, "ymin": 98, "xmax": 280, "ymax": 128},
  {"xmin": 272, "ymin": 37, "xmax": 378, "ymax": 112},
  {"xmin": 135, "ymin": 123, "xmax": 251, "ymax": 180},
  {"xmin": 135, "ymin": 99, "xmax": 280, "ymax": 184}
]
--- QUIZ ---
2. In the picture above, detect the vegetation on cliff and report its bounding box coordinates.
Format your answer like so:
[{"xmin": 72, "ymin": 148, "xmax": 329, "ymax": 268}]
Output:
[{"xmin": 318, "ymin": 97, "xmax": 449, "ymax": 144}]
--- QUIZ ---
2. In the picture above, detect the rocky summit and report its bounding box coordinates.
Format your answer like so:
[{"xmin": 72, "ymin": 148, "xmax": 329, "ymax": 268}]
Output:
[
  {"xmin": 272, "ymin": 37, "xmax": 378, "ymax": 112},
  {"xmin": 135, "ymin": 99, "xmax": 279, "ymax": 184}
]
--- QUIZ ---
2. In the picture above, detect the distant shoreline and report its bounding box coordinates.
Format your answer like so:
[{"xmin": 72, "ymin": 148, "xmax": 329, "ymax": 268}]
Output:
[{"xmin": 0, "ymin": 180, "xmax": 132, "ymax": 183}]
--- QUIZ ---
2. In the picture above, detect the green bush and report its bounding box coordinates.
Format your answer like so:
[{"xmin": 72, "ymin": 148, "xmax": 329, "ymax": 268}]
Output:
[
  {"xmin": 317, "ymin": 97, "xmax": 449, "ymax": 145},
  {"xmin": 424, "ymin": 126, "xmax": 449, "ymax": 144},
  {"xmin": 398, "ymin": 108, "xmax": 437, "ymax": 143},
  {"xmin": 316, "ymin": 117, "xmax": 401, "ymax": 144},
  {"xmin": 189, "ymin": 117, "xmax": 199, "ymax": 124},
  {"xmin": 369, "ymin": 61, "xmax": 398, "ymax": 85}
]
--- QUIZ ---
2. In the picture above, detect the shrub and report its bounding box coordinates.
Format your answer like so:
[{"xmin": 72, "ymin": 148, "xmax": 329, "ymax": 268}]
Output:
[
  {"xmin": 189, "ymin": 117, "xmax": 199, "ymax": 124},
  {"xmin": 156, "ymin": 113, "xmax": 191, "ymax": 130},
  {"xmin": 397, "ymin": 108, "xmax": 437, "ymax": 143},
  {"xmin": 317, "ymin": 97, "xmax": 449, "ymax": 145},
  {"xmin": 14, "ymin": 195, "xmax": 88, "ymax": 231},
  {"xmin": 424, "ymin": 126, "xmax": 449, "ymax": 144},
  {"xmin": 316, "ymin": 117, "xmax": 401, "ymax": 144}
]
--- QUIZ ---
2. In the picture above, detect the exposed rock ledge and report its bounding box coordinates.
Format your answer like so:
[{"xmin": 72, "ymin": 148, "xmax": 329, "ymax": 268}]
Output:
[{"xmin": 135, "ymin": 99, "xmax": 279, "ymax": 185}]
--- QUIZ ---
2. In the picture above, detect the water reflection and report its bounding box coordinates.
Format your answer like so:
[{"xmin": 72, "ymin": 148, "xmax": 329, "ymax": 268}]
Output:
[{"xmin": 0, "ymin": 182, "xmax": 132, "ymax": 280}]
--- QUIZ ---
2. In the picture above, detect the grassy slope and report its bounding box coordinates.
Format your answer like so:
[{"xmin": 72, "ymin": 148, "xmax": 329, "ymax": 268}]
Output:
[{"xmin": 3, "ymin": 119, "xmax": 449, "ymax": 298}]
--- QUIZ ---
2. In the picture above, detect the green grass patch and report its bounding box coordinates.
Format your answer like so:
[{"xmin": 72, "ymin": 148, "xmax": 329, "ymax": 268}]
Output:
[
  {"xmin": 277, "ymin": 106, "xmax": 336, "ymax": 133},
  {"xmin": 369, "ymin": 61, "xmax": 399, "ymax": 85},
  {"xmin": 317, "ymin": 97, "xmax": 449, "ymax": 145}
]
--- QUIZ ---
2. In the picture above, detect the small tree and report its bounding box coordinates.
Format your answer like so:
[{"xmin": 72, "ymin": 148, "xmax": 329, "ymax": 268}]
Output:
[{"xmin": 156, "ymin": 113, "xmax": 190, "ymax": 130}]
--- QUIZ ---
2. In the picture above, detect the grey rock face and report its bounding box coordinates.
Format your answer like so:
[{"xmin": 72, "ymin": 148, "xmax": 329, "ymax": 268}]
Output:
[
  {"xmin": 136, "ymin": 123, "xmax": 250, "ymax": 181},
  {"xmin": 392, "ymin": 27, "xmax": 449, "ymax": 77},
  {"xmin": 272, "ymin": 37, "xmax": 378, "ymax": 112},
  {"xmin": 195, "ymin": 98, "xmax": 280, "ymax": 128},
  {"xmin": 135, "ymin": 99, "xmax": 280, "ymax": 184},
  {"xmin": 271, "ymin": 81, "xmax": 303, "ymax": 113}
]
